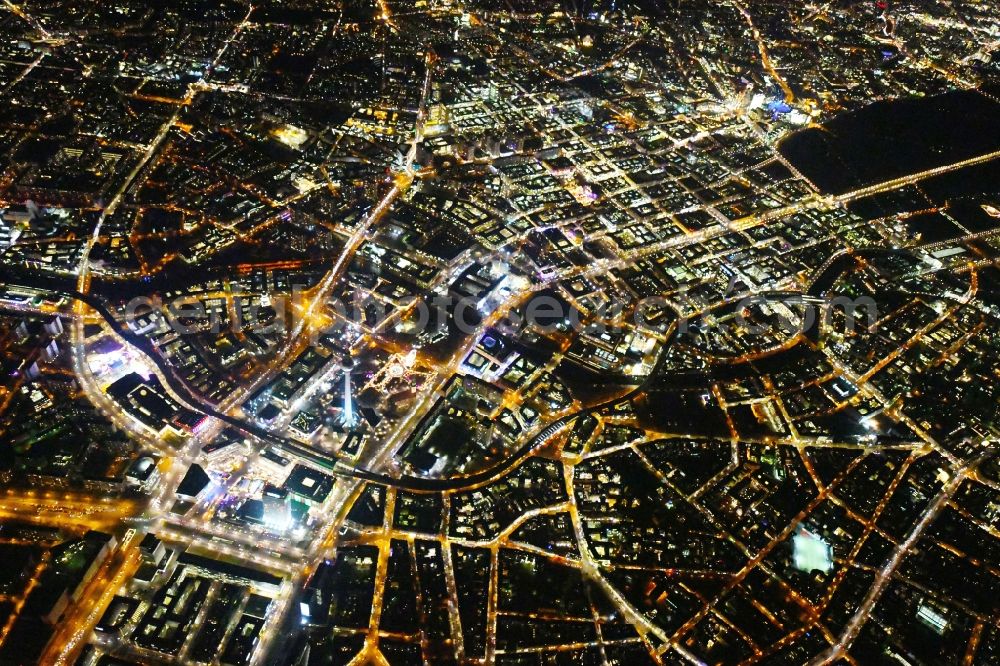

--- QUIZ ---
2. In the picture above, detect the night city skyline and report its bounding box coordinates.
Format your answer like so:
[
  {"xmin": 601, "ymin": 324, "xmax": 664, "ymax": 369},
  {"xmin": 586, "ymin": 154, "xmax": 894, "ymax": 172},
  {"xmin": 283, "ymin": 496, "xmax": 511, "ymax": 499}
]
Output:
[{"xmin": 0, "ymin": 1, "xmax": 998, "ymax": 665}]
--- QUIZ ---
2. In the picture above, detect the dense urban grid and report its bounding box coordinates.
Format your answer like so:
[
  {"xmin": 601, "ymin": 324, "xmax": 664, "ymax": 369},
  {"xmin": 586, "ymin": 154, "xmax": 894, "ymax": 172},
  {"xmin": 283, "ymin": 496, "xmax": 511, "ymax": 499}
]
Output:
[{"xmin": 0, "ymin": 0, "xmax": 998, "ymax": 664}]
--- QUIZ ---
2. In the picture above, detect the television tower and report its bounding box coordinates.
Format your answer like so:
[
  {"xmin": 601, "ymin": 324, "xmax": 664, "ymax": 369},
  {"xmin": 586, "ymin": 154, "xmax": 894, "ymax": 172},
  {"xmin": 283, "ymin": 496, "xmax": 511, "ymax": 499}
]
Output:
[{"xmin": 341, "ymin": 364, "xmax": 357, "ymax": 428}]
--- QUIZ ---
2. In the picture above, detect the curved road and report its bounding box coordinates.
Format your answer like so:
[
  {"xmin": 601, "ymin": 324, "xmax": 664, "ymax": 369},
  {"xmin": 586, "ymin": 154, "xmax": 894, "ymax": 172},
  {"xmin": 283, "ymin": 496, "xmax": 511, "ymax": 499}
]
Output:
[
  {"xmin": 2, "ymin": 245, "xmax": 913, "ymax": 493},
  {"xmin": 0, "ymin": 271, "xmax": 668, "ymax": 492}
]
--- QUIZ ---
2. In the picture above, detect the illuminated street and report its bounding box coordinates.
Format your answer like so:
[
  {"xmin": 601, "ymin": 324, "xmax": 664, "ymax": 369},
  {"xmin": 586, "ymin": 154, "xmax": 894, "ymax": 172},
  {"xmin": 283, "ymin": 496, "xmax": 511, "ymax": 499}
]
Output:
[{"xmin": 0, "ymin": 1, "xmax": 998, "ymax": 665}]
